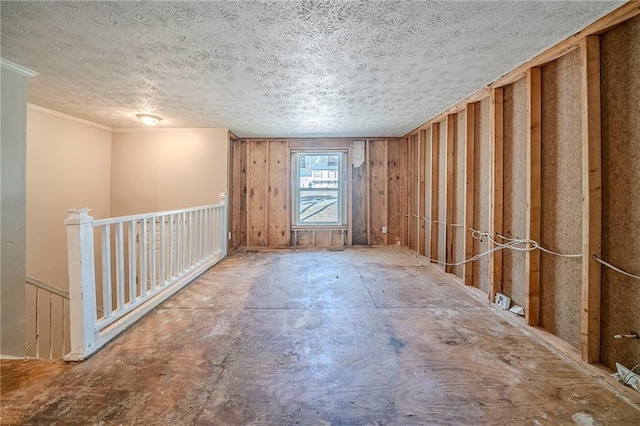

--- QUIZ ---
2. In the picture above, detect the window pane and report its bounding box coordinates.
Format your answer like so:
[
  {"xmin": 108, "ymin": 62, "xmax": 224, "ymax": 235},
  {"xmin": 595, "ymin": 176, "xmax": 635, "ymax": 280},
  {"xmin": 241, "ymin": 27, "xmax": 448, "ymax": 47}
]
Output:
[{"xmin": 298, "ymin": 153, "xmax": 340, "ymax": 224}]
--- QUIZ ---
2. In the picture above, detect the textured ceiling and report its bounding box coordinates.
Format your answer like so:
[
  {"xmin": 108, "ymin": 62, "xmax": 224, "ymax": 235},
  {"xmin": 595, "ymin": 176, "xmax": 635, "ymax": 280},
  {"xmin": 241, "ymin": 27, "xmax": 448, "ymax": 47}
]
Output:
[{"xmin": 1, "ymin": 1, "xmax": 623, "ymax": 137}]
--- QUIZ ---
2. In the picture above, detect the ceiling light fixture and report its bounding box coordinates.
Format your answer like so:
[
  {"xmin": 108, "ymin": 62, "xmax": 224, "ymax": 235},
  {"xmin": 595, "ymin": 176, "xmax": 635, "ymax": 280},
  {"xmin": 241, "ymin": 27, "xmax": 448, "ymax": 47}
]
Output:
[{"xmin": 137, "ymin": 114, "xmax": 162, "ymax": 126}]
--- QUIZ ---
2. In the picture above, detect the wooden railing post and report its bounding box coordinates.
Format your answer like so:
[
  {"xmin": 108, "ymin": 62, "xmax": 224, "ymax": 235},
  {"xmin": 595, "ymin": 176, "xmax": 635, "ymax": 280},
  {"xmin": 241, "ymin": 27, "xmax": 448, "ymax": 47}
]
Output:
[
  {"xmin": 65, "ymin": 208, "xmax": 97, "ymax": 361},
  {"xmin": 219, "ymin": 192, "xmax": 228, "ymax": 257}
]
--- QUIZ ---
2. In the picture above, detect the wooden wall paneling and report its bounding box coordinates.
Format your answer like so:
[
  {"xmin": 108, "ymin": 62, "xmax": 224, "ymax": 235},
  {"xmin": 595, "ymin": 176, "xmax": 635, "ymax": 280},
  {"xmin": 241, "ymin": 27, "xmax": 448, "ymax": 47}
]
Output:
[
  {"xmin": 526, "ymin": 68, "xmax": 542, "ymax": 326},
  {"xmin": 445, "ymin": 114, "xmax": 456, "ymax": 273},
  {"xmin": 490, "ymin": 88, "xmax": 505, "ymax": 301},
  {"xmin": 418, "ymin": 130, "xmax": 427, "ymax": 255},
  {"xmin": 351, "ymin": 141, "xmax": 368, "ymax": 245},
  {"xmin": 265, "ymin": 140, "xmax": 271, "ymax": 246},
  {"xmin": 247, "ymin": 140, "xmax": 267, "ymax": 247},
  {"xmin": 268, "ymin": 140, "xmax": 290, "ymax": 247},
  {"xmin": 463, "ymin": 103, "xmax": 476, "ymax": 285},
  {"xmin": 240, "ymin": 140, "xmax": 247, "ymax": 247},
  {"xmin": 347, "ymin": 142, "xmax": 353, "ymax": 246},
  {"xmin": 580, "ymin": 36, "xmax": 602, "ymax": 364},
  {"xmin": 429, "ymin": 122, "xmax": 440, "ymax": 263},
  {"xmin": 230, "ymin": 139, "xmax": 242, "ymax": 248},
  {"xmin": 369, "ymin": 140, "xmax": 387, "ymax": 245},
  {"xmin": 387, "ymin": 138, "xmax": 408, "ymax": 246}
]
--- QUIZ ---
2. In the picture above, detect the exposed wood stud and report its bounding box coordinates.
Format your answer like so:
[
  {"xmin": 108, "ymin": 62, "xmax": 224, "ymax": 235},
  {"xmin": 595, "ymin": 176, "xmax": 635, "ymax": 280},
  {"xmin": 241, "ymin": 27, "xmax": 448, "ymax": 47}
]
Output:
[
  {"xmin": 419, "ymin": 130, "xmax": 427, "ymax": 255},
  {"xmin": 489, "ymin": 87, "xmax": 504, "ymax": 301},
  {"xmin": 580, "ymin": 35, "xmax": 602, "ymax": 364},
  {"xmin": 463, "ymin": 103, "xmax": 476, "ymax": 286},
  {"xmin": 445, "ymin": 114, "xmax": 456, "ymax": 273},
  {"xmin": 384, "ymin": 139, "xmax": 389, "ymax": 246},
  {"xmin": 430, "ymin": 122, "xmax": 440, "ymax": 263},
  {"xmin": 366, "ymin": 140, "xmax": 371, "ymax": 246},
  {"xmin": 526, "ymin": 68, "xmax": 542, "ymax": 326},
  {"xmin": 265, "ymin": 140, "xmax": 270, "ymax": 247}
]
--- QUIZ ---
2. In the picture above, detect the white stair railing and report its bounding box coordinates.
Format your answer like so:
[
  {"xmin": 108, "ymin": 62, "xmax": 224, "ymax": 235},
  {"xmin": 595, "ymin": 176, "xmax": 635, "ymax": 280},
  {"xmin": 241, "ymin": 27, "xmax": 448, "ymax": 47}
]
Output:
[
  {"xmin": 25, "ymin": 276, "xmax": 70, "ymax": 359},
  {"xmin": 65, "ymin": 193, "xmax": 228, "ymax": 361}
]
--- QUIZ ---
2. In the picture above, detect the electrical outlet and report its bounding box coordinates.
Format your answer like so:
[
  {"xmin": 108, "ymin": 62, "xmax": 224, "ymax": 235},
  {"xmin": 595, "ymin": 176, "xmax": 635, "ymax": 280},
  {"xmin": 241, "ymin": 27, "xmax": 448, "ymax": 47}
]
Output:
[
  {"xmin": 495, "ymin": 293, "xmax": 511, "ymax": 310},
  {"xmin": 382, "ymin": 226, "xmax": 388, "ymax": 234}
]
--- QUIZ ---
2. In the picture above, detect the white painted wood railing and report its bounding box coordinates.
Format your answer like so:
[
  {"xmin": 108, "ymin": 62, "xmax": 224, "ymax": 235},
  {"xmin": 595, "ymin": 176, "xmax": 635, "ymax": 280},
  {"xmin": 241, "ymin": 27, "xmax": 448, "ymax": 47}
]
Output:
[
  {"xmin": 25, "ymin": 276, "xmax": 70, "ymax": 359},
  {"xmin": 65, "ymin": 193, "xmax": 228, "ymax": 361}
]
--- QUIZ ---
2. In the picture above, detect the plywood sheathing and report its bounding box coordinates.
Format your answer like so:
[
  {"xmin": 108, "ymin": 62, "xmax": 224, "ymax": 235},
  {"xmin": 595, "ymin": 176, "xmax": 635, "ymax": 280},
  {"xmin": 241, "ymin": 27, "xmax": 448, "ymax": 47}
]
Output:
[
  {"xmin": 267, "ymin": 140, "xmax": 290, "ymax": 247},
  {"xmin": 600, "ymin": 14, "xmax": 640, "ymax": 370},
  {"xmin": 230, "ymin": 139, "xmax": 247, "ymax": 248},
  {"xmin": 503, "ymin": 78, "xmax": 528, "ymax": 308},
  {"xmin": 4, "ymin": 249, "xmax": 640, "ymax": 424},
  {"xmin": 247, "ymin": 140, "xmax": 268, "ymax": 247},
  {"xmin": 473, "ymin": 98, "xmax": 491, "ymax": 293},
  {"xmin": 540, "ymin": 50, "xmax": 583, "ymax": 350}
]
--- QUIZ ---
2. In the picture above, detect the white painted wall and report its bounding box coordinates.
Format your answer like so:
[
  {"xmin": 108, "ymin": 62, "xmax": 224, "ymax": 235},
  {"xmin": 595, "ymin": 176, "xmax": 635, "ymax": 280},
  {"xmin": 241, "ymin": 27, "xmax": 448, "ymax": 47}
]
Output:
[
  {"xmin": 1, "ymin": 64, "xmax": 33, "ymax": 358},
  {"xmin": 26, "ymin": 105, "xmax": 112, "ymax": 291},
  {"xmin": 110, "ymin": 129, "xmax": 229, "ymax": 216}
]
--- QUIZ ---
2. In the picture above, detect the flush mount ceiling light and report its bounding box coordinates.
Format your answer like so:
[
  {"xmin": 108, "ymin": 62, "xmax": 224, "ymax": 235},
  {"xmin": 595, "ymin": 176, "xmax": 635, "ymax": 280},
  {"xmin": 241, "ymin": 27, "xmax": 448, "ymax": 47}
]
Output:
[{"xmin": 136, "ymin": 114, "xmax": 162, "ymax": 126}]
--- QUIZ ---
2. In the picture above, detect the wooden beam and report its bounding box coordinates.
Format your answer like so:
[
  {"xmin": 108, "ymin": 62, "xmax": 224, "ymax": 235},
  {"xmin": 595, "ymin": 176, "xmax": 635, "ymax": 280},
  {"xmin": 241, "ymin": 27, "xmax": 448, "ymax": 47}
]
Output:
[
  {"xmin": 403, "ymin": 2, "xmax": 640, "ymax": 139},
  {"xmin": 580, "ymin": 35, "xmax": 602, "ymax": 364},
  {"xmin": 366, "ymin": 140, "xmax": 371, "ymax": 246},
  {"xmin": 418, "ymin": 130, "xmax": 427, "ymax": 255},
  {"xmin": 525, "ymin": 68, "xmax": 542, "ymax": 326},
  {"xmin": 445, "ymin": 114, "xmax": 456, "ymax": 273},
  {"xmin": 489, "ymin": 88, "xmax": 504, "ymax": 301},
  {"xmin": 430, "ymin": 122, "xmax": 440, "ymax": 263},
  {"xmin": 463, "ymin": 103, "xmax": 475, "ymax": 286},
  {"xmin": 384, "ymin": 139, "xmax": 389, "ymax": 247}
]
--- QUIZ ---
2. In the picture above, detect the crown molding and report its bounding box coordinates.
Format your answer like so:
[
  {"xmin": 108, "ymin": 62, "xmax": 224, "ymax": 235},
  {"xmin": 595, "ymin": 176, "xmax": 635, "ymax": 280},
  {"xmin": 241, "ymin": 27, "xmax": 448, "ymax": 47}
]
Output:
[
  {"xmin": 28, "ymin": 104, "xmax": 112, "ymax": 131},
  {"xmin": 0, "ymin": 58, "xmax": 38, "ymax": 77},
  {"xmin": 112, "ymin": 127, "xmax": 229, "ymax": 133}
]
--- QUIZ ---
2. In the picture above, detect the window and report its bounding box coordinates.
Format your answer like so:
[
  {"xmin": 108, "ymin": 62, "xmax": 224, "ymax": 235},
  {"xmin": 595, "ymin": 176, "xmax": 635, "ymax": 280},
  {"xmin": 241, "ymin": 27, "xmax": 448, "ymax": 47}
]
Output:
[{"xmin": 293, "ymin": 151, "xmax": 346, "ymax": 226}]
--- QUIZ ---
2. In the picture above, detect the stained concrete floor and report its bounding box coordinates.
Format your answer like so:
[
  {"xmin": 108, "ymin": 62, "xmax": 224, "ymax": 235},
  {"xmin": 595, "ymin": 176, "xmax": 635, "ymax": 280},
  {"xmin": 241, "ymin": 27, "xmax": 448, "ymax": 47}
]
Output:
[{"xmin": 2, "ymin": 248, "xmax": 640, "ymax": 425}]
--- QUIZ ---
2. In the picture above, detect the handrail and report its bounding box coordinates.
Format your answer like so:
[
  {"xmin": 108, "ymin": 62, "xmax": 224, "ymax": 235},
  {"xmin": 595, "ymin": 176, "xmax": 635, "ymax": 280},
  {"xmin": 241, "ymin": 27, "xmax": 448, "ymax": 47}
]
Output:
[
  {"xmin": 26, "ymin": 276, "xmax": 69, "ymax": 299},
  {"xmin": 92, "ymin": 203, "xmax": 222, "ymax": 226},
  {"xmin": 65, "ymin": 194, "xmax": 228, "ymax": 361}
]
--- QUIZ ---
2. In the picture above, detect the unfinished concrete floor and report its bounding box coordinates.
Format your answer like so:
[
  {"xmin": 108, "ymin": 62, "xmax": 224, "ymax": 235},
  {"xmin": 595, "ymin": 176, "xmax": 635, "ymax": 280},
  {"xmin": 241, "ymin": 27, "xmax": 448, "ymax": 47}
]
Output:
[{"xmin": 2, "ymin": 248, "xmax": 640, "ymax": 425}]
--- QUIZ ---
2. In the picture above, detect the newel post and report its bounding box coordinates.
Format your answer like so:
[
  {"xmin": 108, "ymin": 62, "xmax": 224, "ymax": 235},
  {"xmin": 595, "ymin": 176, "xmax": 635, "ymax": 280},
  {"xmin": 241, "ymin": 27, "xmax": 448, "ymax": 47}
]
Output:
[
  {"xmin": 65, "ymin": 208, "xmax": 98, "ymax": 360},
  {"xmin": 219, "ymin": 192, "xmax": 228, "ymax": 257}
]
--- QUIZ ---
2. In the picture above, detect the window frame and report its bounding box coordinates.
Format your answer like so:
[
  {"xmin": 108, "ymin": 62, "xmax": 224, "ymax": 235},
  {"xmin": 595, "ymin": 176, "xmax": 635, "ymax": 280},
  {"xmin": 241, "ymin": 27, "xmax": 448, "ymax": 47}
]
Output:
[{"xmin": 291, "ymin": 149, "xmax": 348, "ymax": 228}]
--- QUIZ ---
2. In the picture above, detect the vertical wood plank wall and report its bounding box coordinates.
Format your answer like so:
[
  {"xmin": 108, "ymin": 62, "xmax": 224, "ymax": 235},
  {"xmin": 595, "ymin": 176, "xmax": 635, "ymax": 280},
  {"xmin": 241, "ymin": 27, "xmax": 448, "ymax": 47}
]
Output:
[
  {"xmin": 399, "ymin": 10, "xmax": 640, "ymax": 370},
  {"xmin": 231, "ymin": 138, "xmax": 406, "ymax": 249}
]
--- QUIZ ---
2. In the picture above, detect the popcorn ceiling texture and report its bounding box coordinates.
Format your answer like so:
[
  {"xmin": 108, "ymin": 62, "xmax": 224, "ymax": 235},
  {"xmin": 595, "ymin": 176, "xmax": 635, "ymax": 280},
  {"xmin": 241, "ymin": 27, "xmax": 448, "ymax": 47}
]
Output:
[{"xmin": 0, "ymin": 1, "xmax": 622, "ymax": 137}]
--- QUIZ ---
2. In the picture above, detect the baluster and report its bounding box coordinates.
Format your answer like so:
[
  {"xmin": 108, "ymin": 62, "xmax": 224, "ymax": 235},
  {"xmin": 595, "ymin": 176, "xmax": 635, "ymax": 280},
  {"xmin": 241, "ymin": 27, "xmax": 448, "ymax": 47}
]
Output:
[
  {"xmin": 128, "ymin": 220, "xmax": 137, "ymax": 304},
  {"xmin": 62, "ymin": 298, "xmax": 66, "ymax": 358},
  {"xmin": 169, "ymin": 214, "xmax": 174, "ymax": 279},
  {"xmin": 182, "ymin": 212, "xmax": 187, "ymax": 272},
  {"xmin": 101, "ymin": 225, "xmax": 112, "ymax": 318},
  {"xmin": 160, "ymin": 215, "xmax": 166, "ymax": 286},
  {"xmin": 150, "ymin": 217, "xmax": 156, "ymax": 291},
  {"xmin": 116, "ymin": 222, "xmax": 125, "ymax": 309},
  {"xmin": 188, "ymin": 211, "xmax": 193, "ymax": 267},
  {"xmin": 49, "ymin": 293, "xmax": 53, "ymax": 358},
  {"xmin": 35, "ymin": 288, "xmax": 40, "ymax": 358},
  {"xmin": 140, "ymin": 218, "xmax": 148, "ymax": 297}
]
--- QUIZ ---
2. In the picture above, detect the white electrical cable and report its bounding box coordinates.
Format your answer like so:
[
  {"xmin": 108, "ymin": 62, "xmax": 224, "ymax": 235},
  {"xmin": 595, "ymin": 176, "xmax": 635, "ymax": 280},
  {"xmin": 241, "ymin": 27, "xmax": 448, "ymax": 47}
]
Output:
[{"xmin": 593, "ymin": 255, "xmax": 640, "ymax": 281}]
